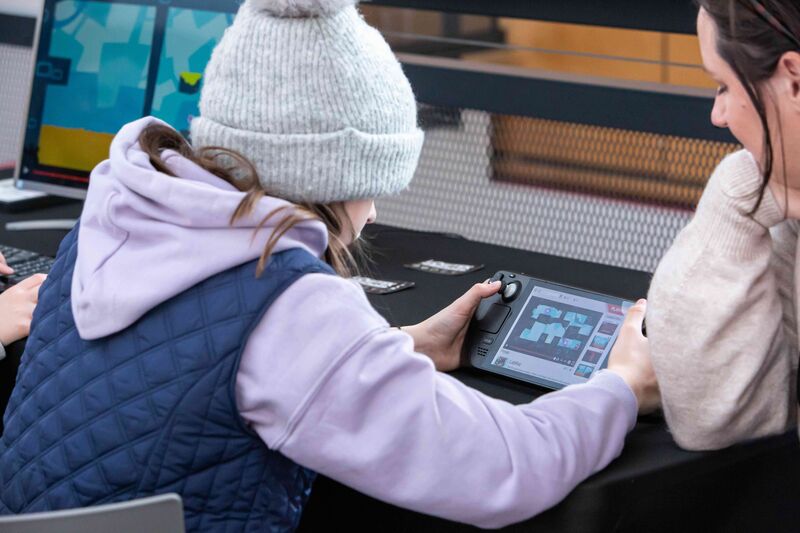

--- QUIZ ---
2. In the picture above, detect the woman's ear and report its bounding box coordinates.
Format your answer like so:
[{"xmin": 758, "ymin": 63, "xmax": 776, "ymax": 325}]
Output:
[{"xmin": 778, "ymin": 51, "xmax": 800, "ymax": 111}]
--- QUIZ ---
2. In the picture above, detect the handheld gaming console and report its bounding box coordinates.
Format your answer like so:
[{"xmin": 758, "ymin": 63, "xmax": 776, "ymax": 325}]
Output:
[{"xmin": 465, "ymin": 271, "xmax": 635, "ymax": 390}]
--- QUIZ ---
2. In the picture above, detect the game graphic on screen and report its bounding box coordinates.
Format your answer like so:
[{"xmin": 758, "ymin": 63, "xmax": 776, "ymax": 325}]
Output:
[
  {"xmin": 36, "ymin": 1, "xmax": 156, "ymax": 176},
  {"xmin": 504, "ymin": 298, "xmax": 603, "ymax": 367},
  {"xmin": 488, "ymin": 283, "xmax": 631, "ymax": 387},
  {"xmin": 19, "ymin": 0, "xmax": 238, "ymax": 194},
  {"xmin": 151, "ymin": 8, "xmax": 233, "ymax": 134}
]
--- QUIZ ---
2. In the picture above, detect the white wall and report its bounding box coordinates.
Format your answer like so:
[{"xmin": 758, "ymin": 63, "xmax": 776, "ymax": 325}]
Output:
[{"xmin": 0, "ymin": 0, "xmax": 42, "ymax": 167}]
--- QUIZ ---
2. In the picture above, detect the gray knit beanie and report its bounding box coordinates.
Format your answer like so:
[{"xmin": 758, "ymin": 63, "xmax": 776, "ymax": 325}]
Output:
[{"xmin": 190, "ymin": 0, "xmax": 424, "ymax": 203}]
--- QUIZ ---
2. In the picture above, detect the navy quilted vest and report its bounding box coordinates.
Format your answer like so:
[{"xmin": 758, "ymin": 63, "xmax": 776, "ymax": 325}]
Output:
[{"xmin": 0, "ymin": 226, "xmax": 335, "ymax": 531}]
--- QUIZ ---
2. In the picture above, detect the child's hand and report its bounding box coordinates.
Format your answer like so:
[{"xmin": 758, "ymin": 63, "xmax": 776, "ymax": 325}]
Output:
[
  {"xmin": 607, "ymin": 299, "xmax": 660, "ymax": 414},
  {"xmin": 402, "ymin": 280, "xmax": 502, "ymax": 371},
  {"xmin": 0, "ymin": 274, "xmax": 47, "ymax": 346}
]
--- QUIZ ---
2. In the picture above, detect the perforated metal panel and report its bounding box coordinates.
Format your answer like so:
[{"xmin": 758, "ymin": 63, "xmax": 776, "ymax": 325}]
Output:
[
  {"xmin": 491, "ymin": 113, "xmax": 735, "ymax": 210},
  {"xmin": 377, "ymin": 107, "xmax": 739, "ymax": 273},
  {"xmin": 0, "ymin": 43, "xmax": 33, "ymax": 169}
]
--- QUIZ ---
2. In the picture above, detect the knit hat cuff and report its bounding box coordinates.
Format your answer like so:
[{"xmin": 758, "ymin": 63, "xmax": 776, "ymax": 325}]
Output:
[{"xmin": 191, "ymin": 117, "xmax": 423, "ymax": 203}]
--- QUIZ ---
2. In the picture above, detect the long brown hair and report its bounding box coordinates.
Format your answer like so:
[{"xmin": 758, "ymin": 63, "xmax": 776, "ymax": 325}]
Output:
[
  {"xmin": 696, "ymin": 0, "xmax": 800, "ymax": 213},
  {"xmin": 138, "ymin": 123, "xmax": 366, "ymax": 277}
]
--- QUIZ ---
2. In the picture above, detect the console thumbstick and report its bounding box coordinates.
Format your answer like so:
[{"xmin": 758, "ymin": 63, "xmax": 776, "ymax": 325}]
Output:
[{"xmin": 502, "ymin": 281, "xmax": 521, "ymax": 302}]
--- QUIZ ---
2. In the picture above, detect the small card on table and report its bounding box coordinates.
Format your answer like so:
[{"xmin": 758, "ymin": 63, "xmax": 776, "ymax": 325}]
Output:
[
  {"xmin": 352, "ymin": 276, "xmax": 415, "ymax": 295},
  {"xmin": 404, "ymin": 259, "xmax": 484, "ymax": 276}
]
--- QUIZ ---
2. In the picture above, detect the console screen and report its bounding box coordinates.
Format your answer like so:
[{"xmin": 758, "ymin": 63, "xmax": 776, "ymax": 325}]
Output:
[{"xmin": 489, "ymin": 282, "xmax": 634, "ymax": 388}]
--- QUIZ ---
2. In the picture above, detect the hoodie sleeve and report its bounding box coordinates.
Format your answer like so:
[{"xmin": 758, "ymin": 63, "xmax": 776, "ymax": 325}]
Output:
[{"xmin": 236, "ymin": 273, "xmax": 637, "ymax": 529}]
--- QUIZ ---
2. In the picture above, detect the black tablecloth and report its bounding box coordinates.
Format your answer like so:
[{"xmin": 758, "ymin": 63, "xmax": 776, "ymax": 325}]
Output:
[
  {"xmin": 0, "ymin": 204, "xmax": 797, "ymax": 532},
  {"xmin": 299, "ymin": 225, "xmax": 800, "ymax": 533}
]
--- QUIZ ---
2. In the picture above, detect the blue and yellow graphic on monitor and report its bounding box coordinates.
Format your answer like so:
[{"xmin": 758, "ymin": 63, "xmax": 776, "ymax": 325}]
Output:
[
  {"xmin": 151, "ymin": 8, "xmax": 233, "ymax": 134},
  {"xmin": 39, "ymin": 1, "xmax": 156, "ymax": 173},
  {"xmin": 20, "ymin": 0, "xmax": 240, "ymax": 193}
]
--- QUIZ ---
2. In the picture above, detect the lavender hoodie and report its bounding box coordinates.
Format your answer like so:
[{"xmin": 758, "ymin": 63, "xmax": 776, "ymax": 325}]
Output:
[{"xmin": 72, "ymin": 118, "xmax": 637, "ymax": 529}]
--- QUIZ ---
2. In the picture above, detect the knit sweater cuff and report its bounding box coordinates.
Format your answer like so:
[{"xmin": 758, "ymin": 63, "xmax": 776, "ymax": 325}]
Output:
[
  {"xmin": 721, "ymin": 150, "xmax": 785, "ymax": 228},
  {"xmin": 694, "ymin": 150, "xmax": 785, "ymax": 258}
]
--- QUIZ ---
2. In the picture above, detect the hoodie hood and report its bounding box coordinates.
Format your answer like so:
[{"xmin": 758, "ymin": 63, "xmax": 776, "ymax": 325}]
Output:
[{"xmin": 72, "ymin": 117, "xmax": 328, "ymax": 340}]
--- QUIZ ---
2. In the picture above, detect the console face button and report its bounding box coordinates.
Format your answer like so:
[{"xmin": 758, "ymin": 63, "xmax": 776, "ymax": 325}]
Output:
[{"xmin": 477, "ymin": 304, "xmax": 511, "ymax": 334}]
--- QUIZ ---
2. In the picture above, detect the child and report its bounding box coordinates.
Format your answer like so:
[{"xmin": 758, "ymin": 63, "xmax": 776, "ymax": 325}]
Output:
[{"xmin": 0, "ymin": 0, "xmax": 656, "ymax": 529}]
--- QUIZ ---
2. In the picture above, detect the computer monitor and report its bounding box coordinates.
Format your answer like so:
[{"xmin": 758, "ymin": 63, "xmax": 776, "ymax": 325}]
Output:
[{"xmin": 15, "ymin": 0, "xmax": 241, "ymax": 199}]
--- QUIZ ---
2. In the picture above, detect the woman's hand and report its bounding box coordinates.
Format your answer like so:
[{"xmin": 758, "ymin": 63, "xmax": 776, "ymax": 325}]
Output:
[
  {"xmin": 403, "ymin": 280, "xmax": 503, "ymax": 371},
  {"xmin": 607, "ymin": 299, "xmax": 660, "ymax": 414},
  {"xmin": 0, "ymin": 274, "xmax": 47, "ymax": 346}
]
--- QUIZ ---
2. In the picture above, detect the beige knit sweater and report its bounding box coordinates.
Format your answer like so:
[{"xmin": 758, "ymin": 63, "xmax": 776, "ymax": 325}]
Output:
[{"xmin": 648, "ymin": 149, "xmax": 799, "ymax": 450}]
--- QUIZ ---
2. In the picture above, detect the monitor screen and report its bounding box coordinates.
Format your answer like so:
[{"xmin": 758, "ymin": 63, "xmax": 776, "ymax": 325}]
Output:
[{"xmin": 16, "ymin": 0, "xmax": 241, "ymax": 198}]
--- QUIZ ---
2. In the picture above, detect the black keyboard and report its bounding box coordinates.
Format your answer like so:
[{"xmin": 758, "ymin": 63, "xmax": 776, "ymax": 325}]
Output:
[{"xmin": 0, "ymin": 244, "xmax": 54, "ymax": 286}]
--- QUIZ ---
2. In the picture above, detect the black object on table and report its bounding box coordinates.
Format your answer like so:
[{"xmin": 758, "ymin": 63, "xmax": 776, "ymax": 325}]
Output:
[
  {"xmin": 298, "ymin": 224, "xmax": 800, "ymax": 533},
  {"xmin": 0, "ymin": 206, "xmax": 798, "ymax": 532}
]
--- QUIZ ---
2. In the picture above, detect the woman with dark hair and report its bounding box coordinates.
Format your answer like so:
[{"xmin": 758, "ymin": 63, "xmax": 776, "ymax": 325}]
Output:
[{"xmin": 637, "ymin": 0, "xmax": 800, "ymax": 450}]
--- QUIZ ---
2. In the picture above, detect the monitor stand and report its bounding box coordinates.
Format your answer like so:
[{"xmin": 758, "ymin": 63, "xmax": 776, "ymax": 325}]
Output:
[
  {"xmin": 0, "ymin": 173, "xmax": 78, "ymax": 230},
  {"xmin": 0, "ymin": 174, "xmax": 72, "ymax": 214}
]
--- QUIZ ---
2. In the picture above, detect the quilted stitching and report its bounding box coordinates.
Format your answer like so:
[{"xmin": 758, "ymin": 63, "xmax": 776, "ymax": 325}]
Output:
[{"xmin": 0, "ymin": 226, "xmax": 333, "ymax": 531}]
